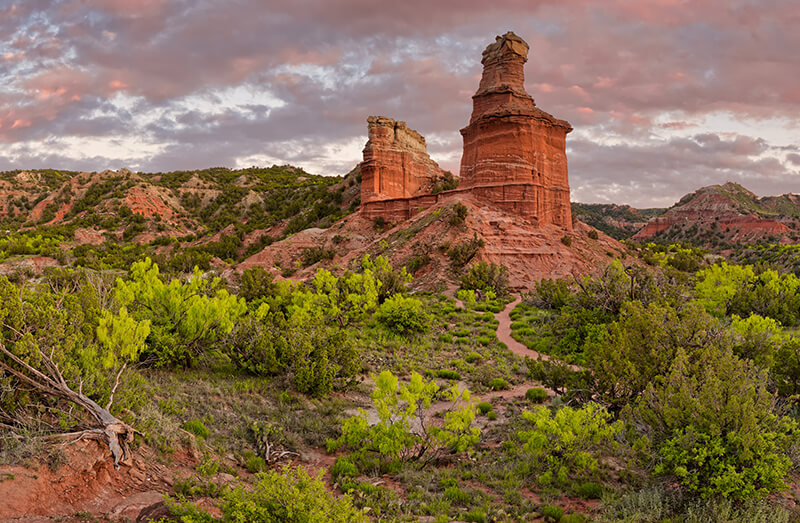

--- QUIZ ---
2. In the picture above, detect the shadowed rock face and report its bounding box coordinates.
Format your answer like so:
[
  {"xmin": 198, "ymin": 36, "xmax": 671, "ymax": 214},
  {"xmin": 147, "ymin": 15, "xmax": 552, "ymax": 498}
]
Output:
[{"xmin": 460, "ymin": 31, "xmax": 573, "ymax": 229}]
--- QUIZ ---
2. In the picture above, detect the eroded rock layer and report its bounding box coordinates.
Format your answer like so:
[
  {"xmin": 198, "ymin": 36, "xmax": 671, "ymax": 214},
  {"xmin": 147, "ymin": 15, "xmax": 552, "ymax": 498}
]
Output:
[
  {"xmin": 459, "ymin": 31, "xmax": 573, "ymax": 229},
  {"xmin": 361, "ymin": 116, "xmax": 447, "ymax": 205}
]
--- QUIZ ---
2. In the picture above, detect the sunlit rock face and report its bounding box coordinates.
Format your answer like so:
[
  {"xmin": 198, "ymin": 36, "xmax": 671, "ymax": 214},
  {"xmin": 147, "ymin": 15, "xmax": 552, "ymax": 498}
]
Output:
[
  {"xmin": 459, "ymin": 31, "xmax": 573, "ymax": 229},
  {"xmin": 360, "ymin": 32, "xmax": 573, "ymax": 229},
  {"xmin": 360, "ymin": 116, "xmax": 446, "ymax": 204}
]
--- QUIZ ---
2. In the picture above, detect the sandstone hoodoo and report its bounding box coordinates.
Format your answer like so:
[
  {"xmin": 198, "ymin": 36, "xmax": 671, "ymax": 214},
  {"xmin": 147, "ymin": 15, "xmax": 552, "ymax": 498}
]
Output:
[
  {"xmin": 361, "ymin": 31, "xmax": 573, "ymax": 229},
  {"xmin": 460, "ymin": 31, "xmax": 573, "ymax": 228},
  {"xmin": 360, "ymin": 116, "xmax": 449, "ymax": 222}
]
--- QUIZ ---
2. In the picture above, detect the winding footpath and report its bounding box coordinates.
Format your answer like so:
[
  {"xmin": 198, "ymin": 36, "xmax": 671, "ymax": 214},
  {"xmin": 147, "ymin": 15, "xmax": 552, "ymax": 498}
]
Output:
[{"xmin": 494, "ymin": 295, "xmax": 553, "ymax": 361}]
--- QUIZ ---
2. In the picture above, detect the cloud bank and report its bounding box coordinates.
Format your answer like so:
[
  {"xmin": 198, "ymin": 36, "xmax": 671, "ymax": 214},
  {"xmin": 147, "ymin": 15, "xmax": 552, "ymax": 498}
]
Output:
[{"xmin": 1, "ymin": 0, "xmax": 798, "ymax": 206}]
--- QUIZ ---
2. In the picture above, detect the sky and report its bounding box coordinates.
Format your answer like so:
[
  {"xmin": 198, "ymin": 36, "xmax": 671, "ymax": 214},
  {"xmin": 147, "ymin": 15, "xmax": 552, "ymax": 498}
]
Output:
[{"xmin": 1, "ymin": 0, "xmax": 798, "ymax": 207}]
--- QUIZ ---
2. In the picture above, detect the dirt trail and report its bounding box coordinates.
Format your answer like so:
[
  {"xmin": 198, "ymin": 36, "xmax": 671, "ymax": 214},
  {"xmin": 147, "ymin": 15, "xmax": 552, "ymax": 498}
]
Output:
[{"xmin": 495, "ymin": 295, "xmax": 552, "ymax": 361}]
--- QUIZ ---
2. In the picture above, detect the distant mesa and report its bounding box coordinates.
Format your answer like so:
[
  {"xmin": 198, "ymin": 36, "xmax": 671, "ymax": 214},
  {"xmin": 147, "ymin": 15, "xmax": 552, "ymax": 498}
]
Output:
[{"xmin": 360, "ymin": 31, "xmax": 573, "ymax": 229}]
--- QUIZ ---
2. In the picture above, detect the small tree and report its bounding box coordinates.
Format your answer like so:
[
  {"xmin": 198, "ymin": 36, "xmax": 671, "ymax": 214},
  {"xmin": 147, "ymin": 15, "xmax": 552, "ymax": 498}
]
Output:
[
  {"xmin": 114, "ymin": 258, "xmax": 246, "ymax": 367},
  {"xmin": 627, "ymin": 347, "xmax": 799, "ymax": 499},
  {"xmin": 0, "ymin": 275, "xmax": 150, "ymax": 467},
  {"xmin": 328, "ymin": 371, "xmax": 479, "ymax": 468},
  {"xmin": 375, "ymin": 294, "xmax": 429, "ymax": 335},
  {"xmin": 518, "ymin": 403, "xmax": 621, "ymax": 486}
]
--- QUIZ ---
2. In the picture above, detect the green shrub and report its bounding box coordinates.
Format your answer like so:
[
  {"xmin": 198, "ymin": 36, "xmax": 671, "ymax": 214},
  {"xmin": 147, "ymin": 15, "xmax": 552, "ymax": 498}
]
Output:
[
  {"xmin": 577, "ymin": 481, "xmax": 603, "ymax": 499},
  {"xmin": 449, "ymin": 202, "xmax": 469, "ymax": 226},
  {"xmin": 242, "ymin": 451, "xmax": 267, "ymax": 473},
  {"xmin": 519, "ymin": 403, "xmax": 622, "ymax": 486},
  {"xmin": 460, "ymin": 261, "xmax": 509, "ymax": 297},
  {"xmin": 437, "ymin": 369, "xmax": 461, "ymax": 381},
  {"xmin": 488, "ymin": 377, "xmax": 509, "ymax": 390},
  {"xmin": 328, "ymin": 371, "xmax": 480, "ymax": 467},
  {"xmin": 301, "ymin": 246, "xmax": 336, "ymax": 267},
  {"xmin": 561, "ymin": 514, "xmax": 588, "ymax": 523},
  {"xmin": 587, "ymin": 229, "xmax": 599, "ymax": 240},
  {"xmin": 465, "ymin": 351, "xmax": 482, "ymax": 364},
  {"xmin": 168, "ymin": 466, "xmax": 366, "ymax": 522},
  {"xmin": 477, "ymin": 402, "xmax": 493, "ymax": 415},
  {"xmin": 330, "ymin": 457, "xmax": 359, "ymax": 482},
  {"xmin": 447, "ymin": 234, "xmax": 484, "ymax": 269},
  {"xmin": 182, "ymin": 419, "xmax": 210, "ymax": 439},
  {"xmin": 541, "ymin": 504, "xmax": 564, "ymax": 522},
  {"xmin": 525, "ymin": 387, "xmax": 548, "ymax": 403},
  {"xmin": 560, "ymin": 235, "xmax": 572, "ymax": 247},
  {"xmin": 627, "ymin": 346, "xmax": 799, "ymax": 499},
  {"xmin": 444, "ymin": 485, "xmax": 470, "ymax": 504},
  {"xmin": 487, "ymin": 411, "xmax": 498, "ymax": 421},
  {"xmin": 462, "ymin": 507, "xmax": 488, "ymax": 522},
  {"xmin": 375, "ymin": 294, "xmax": 429, "ymax": 335}
]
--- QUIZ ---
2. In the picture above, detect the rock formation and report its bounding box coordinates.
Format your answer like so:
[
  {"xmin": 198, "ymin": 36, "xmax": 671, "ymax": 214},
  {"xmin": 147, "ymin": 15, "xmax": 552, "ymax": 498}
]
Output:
[
  {"xmin": 361, "ymin": 116, "xmax": 447, "ymax": 208},
  {"xmin": 634, "ymin": 182, "xmax": 800, "ymax": 244},
  {"xmin": 360, "ymin": 32, "xmax": 573, "ymax": 229},
  {"xmin": 459, "ymin": 31, "xmax": 572, "ymax": 228}
]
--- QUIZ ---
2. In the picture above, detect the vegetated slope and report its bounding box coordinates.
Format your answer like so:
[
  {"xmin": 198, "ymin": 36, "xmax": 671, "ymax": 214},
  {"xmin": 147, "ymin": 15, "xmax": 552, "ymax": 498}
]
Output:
[
  {"xmin": 571, "ymin": 202, "xmax": 664, "ymax": 240},
  {"xmin": 0, "ymin": 165, "xmax": 360, "ymax": 274},
  {"xmin": 634, "ymin": 182, "xmax": 800, "ymax": 248},
  {"xmin": 241, "ymin": 193, "xmax": 632, "ymax": 291}
]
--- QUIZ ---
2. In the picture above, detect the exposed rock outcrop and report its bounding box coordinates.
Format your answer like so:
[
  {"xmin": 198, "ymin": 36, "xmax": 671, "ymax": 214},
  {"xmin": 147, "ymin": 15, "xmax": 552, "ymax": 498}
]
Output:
[
  {"xmin": 634, "ymin": 182, "xmax": 800, "ymax": 245},
  {"xmin": 459, "ymin": 31, "xmax": 573, "ymax": 228},
  {"xmin": 360, "ymin": 32, "xmax": 573, "ymax": 229},
  {"xmin": 361, "ymin": 116, "xmax": 447, "ymax": 207}
]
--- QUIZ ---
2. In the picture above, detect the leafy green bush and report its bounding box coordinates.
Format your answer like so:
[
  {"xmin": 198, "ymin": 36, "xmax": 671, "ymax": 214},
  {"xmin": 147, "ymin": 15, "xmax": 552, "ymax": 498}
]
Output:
[
  {"xmin": 587, "ymin": 229, "xmax": 599, "ymax": 240},
  {"xmin": 115, "ymin": 258, "xmax": 246, "ymax": 367},
  {"xmin": 182, "ymin": 419, "xmax": 210, "ymax": 439},
  {"xmin": 519, "ymin": 403, "xmax": 622, "ymax": 486},
  {"xmin": 560, "ymin": 235, "xmax": 572, "ymax": 247},
  {"xmin": 488, "ymin": 377, "xmax": 509, "ymax": 390},
  {"xmin": 449, "ymin": 202, "xmax": 469, "ymax": 226},
  {"xmin": 168, "ymin": 466, "xmax": 366, "ymax": 522},
  {"xmin": 375, "ymin": 294, "xmax": 429, "ymax": 335},
  {"xmin": 437, "ymin": 369, "xmax": 461, "ymax": 381},
  {"xmin": 626, "ymin": 346, "xmax": 798, "ymax": 499},
  {"xmin": 330, "ymin": 457, "xmax": 359, "ymax": 482},
  {"xmin": 576, "ymin": 481, "xmax": 603, "ymax": 499},
  {"xmin": 328, "ymin": 371, "xmax": 480, "ymax": 468},
  {"xmin": 447, "ymin": 234, "xmax": 484, "ymax": 269},
  {"xmin": 460, "ymin": 261, "xmax": 509, "ymax": 297},
  {"xmin": 477, "ymin": 402, "xmax": 493, "ymax": 415},
  {"xmin": 525, "ymin": 387, "xmax": 548, "ymax": 403},
  {"xmin": 301, "ymin": 246, "xmax": 336, "ymax": 267},
  {"xmin": 242, "ymin": 451, "xmax": 267, "ymax": 473},
  {"xmin": 541, "ymin": 504, "xmax": 564, "ymax": 522},
  {"xmin": 465, "ymin": 351, "xmax": 482, "ymax": 364},
  {"xmin": 487, "ymin": 411, "xmax": 498, "ymax": 421}
]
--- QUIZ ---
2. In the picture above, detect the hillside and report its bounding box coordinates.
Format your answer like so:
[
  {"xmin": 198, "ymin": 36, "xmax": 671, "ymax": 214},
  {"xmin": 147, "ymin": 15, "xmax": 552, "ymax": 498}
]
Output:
[
  {"xmin": 240, "ymin": 195, "xmax": 629, "ymax": 290},
  {"xmin": 634, "ymin": 182, "xmax": 800, "ymax": 248},
  {"xmin": 571, "ymin": 203, "xmax": 664, "ymax": 239},
  {"xmin": 0, "ymin": 166, "xmax": 359, "ymax": 275}
]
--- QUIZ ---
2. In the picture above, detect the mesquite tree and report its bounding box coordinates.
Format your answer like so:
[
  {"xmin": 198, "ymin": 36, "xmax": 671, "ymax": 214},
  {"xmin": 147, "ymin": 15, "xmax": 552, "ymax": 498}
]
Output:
[{"xmin": 0, "ymin": 274, "xmax": 149, "ymax": 468}]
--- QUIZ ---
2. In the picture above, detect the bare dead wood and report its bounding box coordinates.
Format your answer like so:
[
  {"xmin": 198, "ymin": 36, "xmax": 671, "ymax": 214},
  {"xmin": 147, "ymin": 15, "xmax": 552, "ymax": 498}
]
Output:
[{"xmin": 0, "ymin": 342, "xmax": 138, "ymax": 469}]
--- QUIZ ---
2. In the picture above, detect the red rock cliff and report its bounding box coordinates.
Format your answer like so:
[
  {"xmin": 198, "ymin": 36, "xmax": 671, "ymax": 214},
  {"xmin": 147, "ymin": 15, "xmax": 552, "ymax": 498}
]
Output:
[
  {"xmin": 459, "ymin": 31, "xmax": 573, "ymax": 229},
  {"xmin": 361, "ymin": 116, "xmax": 446, "ymax": 203}
]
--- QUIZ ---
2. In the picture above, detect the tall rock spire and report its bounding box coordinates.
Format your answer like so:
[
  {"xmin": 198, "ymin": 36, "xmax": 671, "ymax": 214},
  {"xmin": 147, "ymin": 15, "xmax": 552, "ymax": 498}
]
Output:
[{"xmin": 459, "ymin": 31, "xmax": 573, "ymax": 229}]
